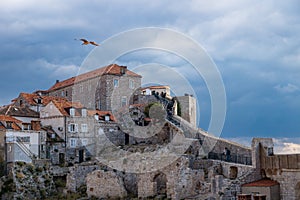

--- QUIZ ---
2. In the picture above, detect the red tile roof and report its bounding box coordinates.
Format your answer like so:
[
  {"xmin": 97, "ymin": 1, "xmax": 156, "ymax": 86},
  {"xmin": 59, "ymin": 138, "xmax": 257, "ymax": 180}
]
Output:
[
  {"xmin": 0, "ymin": 105, "xmax": 39, "ymax": 118},
  {"xmin": 88, "ymin": 110, "xmax": 116, "ymax": 122},
  {"xmin": 0, "ymin": 115, "xmax": 22, "ymax": 130},
  {"xmin": 0, "ymin": 115, "xmax": 22, "ymax": 123},
  {"xmin": 17, "ymin": 93, "xmax": 68, "ymax": 106},
  {"xmin": 48, "ymin": 64, "xmax": 142, "ymax": 91},
  {"xmin": 51, "ymin": 100, "xmax": 83, "ymax": 116},
  {"xmin": 242, "ymin": 179, "xmax": 279, "ymax": 187}
]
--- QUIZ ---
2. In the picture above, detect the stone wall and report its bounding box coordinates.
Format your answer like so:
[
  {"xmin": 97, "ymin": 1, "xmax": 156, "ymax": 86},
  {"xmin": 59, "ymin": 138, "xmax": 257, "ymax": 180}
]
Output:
[
  {"xmin": 176, "ymin": 95, "xmax": 197, "ymax": 128},
  {"xmin": 254, "ymin": 138, "xmax": 300, "ymax": 200},
  {"xmin": 66, "ymin": 162, "xmax": 100, "ymax": 192},
  {"xmin": 174, "ymin": 115, "xmax": 252, "ymax": 160},
  {"xmin": 86, "ymin": 169, "xmax": 127, "ymax": 199}
]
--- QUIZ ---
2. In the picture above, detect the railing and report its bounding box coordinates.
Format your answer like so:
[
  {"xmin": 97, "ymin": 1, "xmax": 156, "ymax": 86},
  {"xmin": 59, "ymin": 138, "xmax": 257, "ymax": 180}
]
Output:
[
  {"xmin": 16, "ymin": 137, "xmax": 37, "ymax": 160},
  {"xmin": 208, "ymin": 152, "xmax": 252, "ymax": 165}
]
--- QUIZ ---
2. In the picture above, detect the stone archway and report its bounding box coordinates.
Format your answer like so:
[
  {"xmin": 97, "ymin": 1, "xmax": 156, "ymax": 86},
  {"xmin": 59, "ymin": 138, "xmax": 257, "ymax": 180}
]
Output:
[
  {"xmin": 153, "ymin": 172, "xmax": 167, "ymax": 196},
  {"xmin": 295, "ymin": 182, "xmax": 300, "ymax": 199}
]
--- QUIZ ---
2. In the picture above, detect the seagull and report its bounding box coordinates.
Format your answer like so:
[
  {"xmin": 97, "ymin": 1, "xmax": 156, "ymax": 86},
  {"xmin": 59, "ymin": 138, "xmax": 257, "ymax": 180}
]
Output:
[
  {"xmin": 79, "ymin": 38, "xmax": 90, "ymax": 45},
  {"xmin": 89, "ymin": 41, "xmax": 100, "ymax": 46},
  {"xmin": 75, "ymin": 38, "xmax": 100, "ymax": 46}
]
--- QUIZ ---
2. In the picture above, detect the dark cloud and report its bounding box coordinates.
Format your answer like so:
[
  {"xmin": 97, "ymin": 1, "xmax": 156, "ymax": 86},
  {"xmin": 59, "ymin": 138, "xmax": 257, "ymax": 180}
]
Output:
[{"xmin": 0, "ymin": 0, "xmax": 299, "ymax": 138}]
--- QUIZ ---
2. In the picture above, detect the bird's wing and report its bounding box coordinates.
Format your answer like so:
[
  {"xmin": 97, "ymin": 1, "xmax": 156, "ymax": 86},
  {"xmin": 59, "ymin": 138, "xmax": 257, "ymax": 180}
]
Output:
[
  {"xmin": 80, "ymin": 38, "xmax": 90, "ymax": 45},
  {"xmin": 90, "ymin": 41, "xmax": 100, "ymax": 46},
  {"xmin": 80, "ymin": 38, "xmax": 89, "ymax": 43}
]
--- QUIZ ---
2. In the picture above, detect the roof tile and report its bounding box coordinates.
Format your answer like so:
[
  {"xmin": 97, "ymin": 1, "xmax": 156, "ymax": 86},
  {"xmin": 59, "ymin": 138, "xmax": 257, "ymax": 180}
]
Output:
[
  {"xmin": 48, "ymin": 64, "xmax": 141, "ymax": 91},
  {"xmin": 242, "ymin": 179, "xmax": 279, "ymax": 187}
]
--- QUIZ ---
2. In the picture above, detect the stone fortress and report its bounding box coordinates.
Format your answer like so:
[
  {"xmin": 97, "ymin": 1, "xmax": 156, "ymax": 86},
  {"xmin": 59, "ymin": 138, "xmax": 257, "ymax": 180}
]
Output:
[{"xmin": 0, "ymin": 64, "xmax": 300, "ymax": 200}]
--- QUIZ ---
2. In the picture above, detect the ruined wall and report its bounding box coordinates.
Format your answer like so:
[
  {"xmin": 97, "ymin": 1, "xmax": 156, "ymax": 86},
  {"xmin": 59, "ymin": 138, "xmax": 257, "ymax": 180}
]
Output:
[
  {"xmin": 66, "ymin": 162, "xmax": 100, "ymax": 192},
  {"xmin": 86, "ymin": 170, "xmax": 127, "ymax": 199}
]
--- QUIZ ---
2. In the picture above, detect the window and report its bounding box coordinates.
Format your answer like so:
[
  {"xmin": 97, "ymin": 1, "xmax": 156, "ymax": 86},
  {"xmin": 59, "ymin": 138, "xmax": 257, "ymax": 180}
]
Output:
[
  {"xmin": 68, "ymin": 123, "xmax": 78, "ymax": 133},
  {"xmin": 121, "ymin": 96, "xmax": 127, "ymax": 107},
  {"xmin": 65, "ymin": 91, "xmax": 68, "ymax": 97},
  {"xmin": 81, "ymin": 124, "xmax": 88, "ymax": 132},
  {"xmin": 97, "ymin": 100, "xmax": 101, "ymax": 110},
  {"xmin": 6, "ymin": 122, "xmax": 12, "ymax": 129},
  {"xmin": 70, "ymin": 108, "xmax": 75, "ymax": 116},
  {"xmin": 70, "ymin": 138, "xmax": 77, "ymax": 147},
  {"xmin": 37, "ymin": 98, "xmax": 42, "ymax": 104},
  {"xmin": 82, "ymin": 109, "xmax": 87, "ymax": 117},
  {"xmin": 80, "ymin": 85, "xmax": 83, "ymax": 93},
  {"xmin": 113, "ymin": 79, "xmax": 119, "ymax": 87},
  {"xmin": 129, "ymin": 80, "xmax": 134, "ymax": 89},
  {"xmin": 61, "ymin": 91, "xmax": 64, "ymax": 96},
  {"xmin": 82, "ymin": 139, "xmax": 88, "ymax": 146},
  {"xmin": 22, "ymin": 124, "xmax": 31, "ymax": 130},
  {"xmin": 105, "ymin": 115, "xmax": 110, "ymax": 121}
]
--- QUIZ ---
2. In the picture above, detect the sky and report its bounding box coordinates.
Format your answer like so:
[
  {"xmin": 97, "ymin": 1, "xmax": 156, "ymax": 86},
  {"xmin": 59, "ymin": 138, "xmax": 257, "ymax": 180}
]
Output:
[{"xmin": 0, "ymin": 0, "xmax": 300, "ymax": 151}]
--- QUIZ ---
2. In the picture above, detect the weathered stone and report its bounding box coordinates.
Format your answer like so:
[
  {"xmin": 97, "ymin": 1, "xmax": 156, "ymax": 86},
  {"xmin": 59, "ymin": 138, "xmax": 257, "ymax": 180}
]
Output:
[{"xmin": 86, "ymin": 170, "xmax": 127, "ymax": 199}]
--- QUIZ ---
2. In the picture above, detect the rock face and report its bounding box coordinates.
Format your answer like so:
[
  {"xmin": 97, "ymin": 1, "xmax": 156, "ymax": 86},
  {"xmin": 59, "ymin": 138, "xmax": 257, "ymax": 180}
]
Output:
[
  {"xmin": 0, "ymin": 161, "xmax": 56, "ymax": 199},
  {"xmin": 86, "ymin": 170, "xmax": 127, "ymax": 198}
]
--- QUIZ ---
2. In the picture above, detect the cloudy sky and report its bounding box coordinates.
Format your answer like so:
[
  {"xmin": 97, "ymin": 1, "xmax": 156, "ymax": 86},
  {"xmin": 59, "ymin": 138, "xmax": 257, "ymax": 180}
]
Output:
[{"xmin": 1, "ymin": 0, "xmax": 300, "ymax": 150}]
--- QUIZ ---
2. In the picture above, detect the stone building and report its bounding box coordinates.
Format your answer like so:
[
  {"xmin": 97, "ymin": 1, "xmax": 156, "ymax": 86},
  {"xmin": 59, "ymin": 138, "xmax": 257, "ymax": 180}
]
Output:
[
  {"xmin": 251, "ymin": 138, "xmax": 300, "ymax": 200},
  {"xmin": 141, "ymin": 85, "xmax": 171, "ymax": 99},
  {"xmin": 174, "ymin": 94, "xmax": 197, "ymax": 128},
  {"xmin": 46, "ymin": 64, "xmax": 142, "ymax": 111},
  {"xmin": 12, "ymin": 92, "xmax": 69, "ymax": 112},
  {"xmin": 0, "ymin": 115, "xmax": 46, "ymax": 164},
  {"xmin": 242, "ymin": 179, "xmax": 280, "ymax": 200},
  {"xmin": 40, "ymin": 99, "xmax": 118, "ymax": 165}
]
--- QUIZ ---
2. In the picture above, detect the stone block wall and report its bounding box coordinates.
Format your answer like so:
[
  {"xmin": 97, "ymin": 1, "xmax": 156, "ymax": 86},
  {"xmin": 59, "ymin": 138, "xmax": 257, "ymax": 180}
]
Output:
[
  {"xmin": 86, "ymin": 170, "xmax": 127, "ymax": 199},
  {"xmin": 176, "ymin": 95, "xmax": 197, "ymax": 128},
  {"xmin": 66, "ymin": 163, "xmax": 100, "ymax": 192}
]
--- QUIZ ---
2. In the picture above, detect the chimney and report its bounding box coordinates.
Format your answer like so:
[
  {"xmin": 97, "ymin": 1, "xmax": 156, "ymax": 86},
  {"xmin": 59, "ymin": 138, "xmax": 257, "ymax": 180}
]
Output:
[
  {"xmin": 31, "ymin": 120, "xmax": 41, "ymax": 131},
  {"xmin": 56, "ymin": 80, "xmax": 60, "ymax": 83}
]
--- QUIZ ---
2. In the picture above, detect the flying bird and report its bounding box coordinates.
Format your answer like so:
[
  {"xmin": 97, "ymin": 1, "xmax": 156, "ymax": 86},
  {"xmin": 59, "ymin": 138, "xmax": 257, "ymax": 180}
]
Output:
[
  {"xmin": 89, "ymin": 41, "xmax": 100, "ymax": 46},
  {"xmin": 75, "ymin": 38, "xmax": 100, "ymax": 46}
]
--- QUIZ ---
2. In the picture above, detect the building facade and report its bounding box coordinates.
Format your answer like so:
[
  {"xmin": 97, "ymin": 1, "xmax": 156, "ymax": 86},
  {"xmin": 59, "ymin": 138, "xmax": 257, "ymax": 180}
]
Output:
[{"xmin": 47, "ymin": 64, "xmax": 142, "ymax": 111}]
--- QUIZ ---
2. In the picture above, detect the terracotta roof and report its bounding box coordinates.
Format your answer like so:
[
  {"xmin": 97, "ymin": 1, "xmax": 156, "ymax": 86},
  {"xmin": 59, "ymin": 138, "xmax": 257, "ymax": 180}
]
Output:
[
  {"xmin": 17, "ymin": 93, "xmax": 68, "ymax": 106},
  {"xmin": 0, "ymin": 115, "xmax": 22, "ymax": 123},
  {"xmin": 88, "ymin": 110, "xmax": 116, "ymax": 122},
  {"xmin": 51, "ymin": 100, "xmax": 83, "ymax": 116},
  {"xmin": 0, "ymin": 105, "xmax": 39, "ymax": 118},
  {"xmin": 0, "ymin": 115, "xmax": 22, "ymax": 130},
  {"xmin": 242, "ymin": 179, "xmax": 279, "ymax": 187},
  {"xmin": 48, "ymin": 64, "xmax": 142, "ymax": 91}
]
